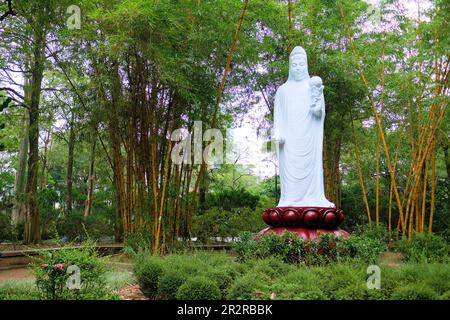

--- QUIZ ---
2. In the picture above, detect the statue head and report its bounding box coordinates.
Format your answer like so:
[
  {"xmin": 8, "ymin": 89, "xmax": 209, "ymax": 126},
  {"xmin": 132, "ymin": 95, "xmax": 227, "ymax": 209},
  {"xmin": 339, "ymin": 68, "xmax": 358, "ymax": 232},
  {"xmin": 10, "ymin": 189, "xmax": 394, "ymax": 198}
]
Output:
[{"xmin": 288, "ymin": 46, "xmax": 309, "ymax": 82}]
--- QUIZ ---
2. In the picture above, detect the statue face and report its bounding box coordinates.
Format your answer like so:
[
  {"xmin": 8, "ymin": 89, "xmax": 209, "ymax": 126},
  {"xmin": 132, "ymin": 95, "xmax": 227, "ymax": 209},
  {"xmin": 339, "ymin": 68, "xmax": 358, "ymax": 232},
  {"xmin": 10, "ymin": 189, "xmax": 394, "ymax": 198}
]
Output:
[{"xmin": 289, "ymin": 57, "xmax": 308, "ymax": 81}]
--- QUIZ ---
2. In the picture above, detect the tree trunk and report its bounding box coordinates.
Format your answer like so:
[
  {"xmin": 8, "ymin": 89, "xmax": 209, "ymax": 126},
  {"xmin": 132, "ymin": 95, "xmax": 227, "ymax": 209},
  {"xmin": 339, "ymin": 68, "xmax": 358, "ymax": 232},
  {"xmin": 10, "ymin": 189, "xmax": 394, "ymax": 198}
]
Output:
[
  {"xmin": 24, "ymin": 27, "xmax": 45, "ymax": 244},
  {"xmin": 66, "ymin": 113, "xmax": 76, "ymax": 213},
  {"xmin": 444, "ymin": 144, "xmax": 450, "ymax": 217},
  {"xmin": 40, "ymin": 128, "xmax": 51, "ymax": 189},
  {"xmin": 84, "ymin": 138, "xmax": 96, "ymax": 218},
  {"xmin": 12, "ymin": 112, "xmax": 29, "ymax": 226}
]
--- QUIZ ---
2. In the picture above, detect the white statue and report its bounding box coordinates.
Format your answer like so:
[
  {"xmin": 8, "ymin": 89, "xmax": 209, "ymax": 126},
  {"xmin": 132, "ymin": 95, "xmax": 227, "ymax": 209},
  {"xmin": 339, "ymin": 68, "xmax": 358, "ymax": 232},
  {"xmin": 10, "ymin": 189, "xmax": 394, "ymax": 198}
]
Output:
[{"xmin": 273, "ymin": 46, "xmax": 335, "ymax": 208}]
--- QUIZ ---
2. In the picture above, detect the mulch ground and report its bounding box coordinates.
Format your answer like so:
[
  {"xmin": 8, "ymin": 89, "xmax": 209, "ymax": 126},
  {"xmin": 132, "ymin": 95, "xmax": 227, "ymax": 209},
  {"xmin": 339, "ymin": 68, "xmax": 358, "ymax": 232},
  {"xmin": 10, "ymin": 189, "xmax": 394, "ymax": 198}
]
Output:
[{"xmin": 117, "ymin": 284, "xmax": 148, "ymax": 300}]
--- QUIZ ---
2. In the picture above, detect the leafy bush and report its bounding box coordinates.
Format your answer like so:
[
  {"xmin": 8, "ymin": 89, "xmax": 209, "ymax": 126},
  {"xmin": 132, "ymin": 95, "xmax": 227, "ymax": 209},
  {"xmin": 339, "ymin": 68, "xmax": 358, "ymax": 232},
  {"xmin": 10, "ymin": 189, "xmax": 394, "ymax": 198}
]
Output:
[
  {"xmin": 395, "ymin": 232, "xmax": 449, "ymax": 263},
  {"xmin": 131, "ymin": 251, "xmax": 450, "ymax": 301},
  {"xmin": 133, "ymin": 254, "xmax": 164, "ymax": 299},
  {"xmin": 440, "ymin": 291, "xmax": 450, "ymax": 300},
  {"xmin": 157, "ymin": 271, "xmax": 187, "ymax": 300},
  {"xmin": 205, "ymin": 268, "xmax": 234, "ymax": 299},
  {"xmin": 391, "ymin": 283, "xmax": 438, "ymax": 300},
  {"xmin": 227, "ymin": 274, "xmax": 268, "ymax": 300},
  {"xmin": 395, "ymin": 263, "xmax": 450, "ymax": 296},
  {"xmin": 31, "ymin": 241, "xmax": 115, "ymax": 300},
  {"xmin": 54, "ymin": 210, "xmax": 114, "ymax": 242},
  {"xmin": 124, "ymin": 226, "xmax": 153, "ymax": 255},
  {"xmin": 336, "ymin": 234, "xmax": 386, "ymax": 263},
  {"xmin": 193, "ymin": 207, "xmax": 265, "ymax": 243},
  {"xmin": 234, "ymin": 230, "xmax": 384, "ymax": 265},
  {"xmin": 0, "ymin": 212, "xmax": 12, "ymax": 241},
  {"xmin": 176, "ymin": 276, "xmax": 221, "ymax": 300},
  {"xmin": 353, "ymin": 223, "xmax": 390, "ymax": 243}
]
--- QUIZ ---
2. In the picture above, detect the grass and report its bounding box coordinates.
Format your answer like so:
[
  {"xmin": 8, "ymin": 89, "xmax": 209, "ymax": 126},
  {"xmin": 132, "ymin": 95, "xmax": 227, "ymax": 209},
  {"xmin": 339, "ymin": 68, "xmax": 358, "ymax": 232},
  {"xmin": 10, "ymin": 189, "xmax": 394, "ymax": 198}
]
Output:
[
  {"xmin": 0, "ymin": 279, "xmax": 40, "ymax": 300},
  {"xmin": 0, "ymin": 271, "xmax": 136, "ymax": 300}
]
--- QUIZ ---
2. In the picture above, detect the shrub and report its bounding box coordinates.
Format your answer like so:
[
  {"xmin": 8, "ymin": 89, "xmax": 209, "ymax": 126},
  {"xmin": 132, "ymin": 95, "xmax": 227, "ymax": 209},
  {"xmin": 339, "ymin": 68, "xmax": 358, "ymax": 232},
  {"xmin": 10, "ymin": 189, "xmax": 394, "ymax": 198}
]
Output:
[
  {"xmin": 205, "ymin": 268, "xmax": 234, "ymax": 299},
  {"xmin": 270, "ymin": 269, "xmax": 324, "ymax": 300},
  {"xmin": 158, "ymin": 271, "xmax": 187, "ymax": 300},
  {"xmin": 336, "ymin": 235, "xmax": 386, "ymax": 263},
  {"xmin": 233, "ymin": 231, "xmax": 258, "ymax": 261},
  {"xmin": 227, "ymin": 274, "xmax": 268, "ymax": 300},
  {"xmin": 234, "ymin": 231, "xmax": 363, "ymax": 265},
  {"xmin": 176, "ymin": 276, "xmax": 221, "ymax": 300},
  {"xmin": 395, "ymin": 232, "xmax": 449, "ymax": 263},
  {"xmin": 313, "ymin": 264, "xmax": 364, "ymax": 299},
  {"xmin": 31, "ymin": 241, "xmax": 114, "ymax": 300},
  {"xmin": 423, "ymin": 264, "xmax": 450, "ymax": 295},
  {"xmin": 391, "ymin": 283, "xmax": 438, "ymax": 300},
  {"xmin": 294, "ymin": 289, "xmax": 328, "ymax": 300},
  {"xmin": 251, "ymin": 257, "xmax": 294, "ymax": 279},
  {"xmin": 124, "ymin": 226, "xmax": 153, "ymax": 255},
  {"xmin": 133, "ymin": 255, "xmax": 164, "ymax": 299},
  {"xmin": 394, "ymin": 263, "xmax": 450, "ymax": 295},
  {"xmin": 440, "ymin": 291, "xmax": 450, "ymax": 300},
  {"xmin": 333, "ymin": 283, "xmax": 371, "ymax": 300},
  {"xmin": 0, "ymin": 212, "xmax": 12, "ymax": 241},
  {"xmin": 353, "ymin": 223, "xmax": 389, "ymax": 243}
]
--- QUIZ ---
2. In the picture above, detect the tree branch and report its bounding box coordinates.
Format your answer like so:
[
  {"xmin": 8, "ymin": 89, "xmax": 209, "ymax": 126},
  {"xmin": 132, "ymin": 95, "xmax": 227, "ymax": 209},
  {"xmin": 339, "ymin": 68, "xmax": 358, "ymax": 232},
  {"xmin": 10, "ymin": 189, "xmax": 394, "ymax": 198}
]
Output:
[{"xmin": 0, "ymin": 0, "xmax": 16, "ymax": 22}]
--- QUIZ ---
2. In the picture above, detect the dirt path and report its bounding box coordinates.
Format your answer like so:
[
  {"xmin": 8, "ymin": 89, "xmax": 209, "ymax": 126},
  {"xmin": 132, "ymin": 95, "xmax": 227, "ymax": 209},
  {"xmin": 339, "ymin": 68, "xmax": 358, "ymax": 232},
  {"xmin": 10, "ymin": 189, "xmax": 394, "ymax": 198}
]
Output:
[
  {"xmin": 0, "ymin": 267, "xmax": 33, "ymax": 283},
  {"xmin": 380, "ymin": 251, "xmax": 403, "ymax": 267},
  {"xmin": 0, "ymin": 260, "xmax": 132, "ymax": 284}
]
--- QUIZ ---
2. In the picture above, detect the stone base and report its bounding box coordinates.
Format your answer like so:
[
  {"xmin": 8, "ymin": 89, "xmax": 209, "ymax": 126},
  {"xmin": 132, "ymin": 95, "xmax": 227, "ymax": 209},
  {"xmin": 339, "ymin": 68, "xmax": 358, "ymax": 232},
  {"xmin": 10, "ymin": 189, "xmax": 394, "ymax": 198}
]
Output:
[{"xmin": 257, "ymin": 227, "xmax": 350, "ymax": 240}]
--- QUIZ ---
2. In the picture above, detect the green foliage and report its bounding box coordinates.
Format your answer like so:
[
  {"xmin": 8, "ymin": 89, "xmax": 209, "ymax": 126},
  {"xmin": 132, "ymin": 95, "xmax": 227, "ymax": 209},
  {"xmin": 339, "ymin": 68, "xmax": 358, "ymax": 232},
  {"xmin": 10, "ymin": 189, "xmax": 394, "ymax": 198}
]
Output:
[
  {"xmin": 133, "ymin": 255, "xmax": 164, "ymax": 299},
  {"xmin": 30, "ymin": 241, "xmax": 116, "ymax": 300},
  {"xmin": 336, "ymin": 234, "xmax": 386, "ymax": 263},
  {"xmin": 192, "ymin": 206, "xmax": 265, "ymax": 243},
  {"xmin": 133, "ymin": 252, "xmax": 240, "ymax": 300},
  {"xmin": 391, "ymin": 283, "xmax": 438, "ymax": 300},
  {"xmin": 124, "ymin": 226, "xmax": 153, "ymax": 255},
  {"xmin": 0, "ymin": 92, "xmax": 12, "ymax": 151},
  {"xmin": 176, "ymin": 276, "xmax": 221, "ymax": 300},
  {"xmin": 0, "ymin": 212, "xmax": 13, "ymax": 241},
  {"xmin": 227, "ymin": 274, "xmax": 268, "ymax": 300},
  {"xmin": 207, "ymin": 188, "xmax": 260, "ymax": 211},
  {"xmin": 205, "ymin": 268, "xmax": 235, "ymax": 299},
  {"xmin": 130, "ymin": 251, "xmax": 450, "ymax": 300},
  {"xmin": 0, "ymin": 280, "xmax": 41, "ymax": 300},
  {"xmin": 104, "ymin": 271, "xmax": 135, "ymax": 291},
  {"xmin": 157, "ymin": 271, "xmax": 187, "ymax": 300},
  {"xmin": 353, "ymin": 223, "xmax": 390, "ymax": 243},
  {"xmin": 394, "ymin": 232, "xmax": 449, "ymax": 263},
  {"xmin": 234, "ymin": 229, "xmax": 386, "ymax": 265}
]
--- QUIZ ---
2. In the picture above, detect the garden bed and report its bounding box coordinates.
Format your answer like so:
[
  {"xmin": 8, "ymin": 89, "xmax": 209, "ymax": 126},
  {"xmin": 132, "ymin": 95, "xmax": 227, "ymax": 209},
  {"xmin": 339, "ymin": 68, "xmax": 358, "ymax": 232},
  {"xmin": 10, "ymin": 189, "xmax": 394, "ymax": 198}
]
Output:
[{"xmin": 132, "ymin": 252, "xmax": 450, "ymax": 300}]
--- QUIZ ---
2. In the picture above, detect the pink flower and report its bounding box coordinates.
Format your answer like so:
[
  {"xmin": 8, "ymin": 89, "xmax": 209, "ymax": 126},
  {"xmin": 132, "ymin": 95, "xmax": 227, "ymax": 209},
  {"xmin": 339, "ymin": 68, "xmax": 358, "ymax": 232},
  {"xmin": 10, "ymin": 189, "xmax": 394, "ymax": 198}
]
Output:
[{"xmin": 53, "ymin": 263, "xmax": 65, "ymax": 270}]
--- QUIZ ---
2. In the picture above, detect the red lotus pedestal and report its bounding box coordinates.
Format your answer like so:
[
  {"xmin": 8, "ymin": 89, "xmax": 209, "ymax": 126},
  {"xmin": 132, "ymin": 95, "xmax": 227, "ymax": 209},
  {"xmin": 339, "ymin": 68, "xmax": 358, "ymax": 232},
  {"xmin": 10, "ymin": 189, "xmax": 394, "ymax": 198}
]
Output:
[{"xmin": 258, "ymin": 206, "xmax": 349, "ymax": 239}]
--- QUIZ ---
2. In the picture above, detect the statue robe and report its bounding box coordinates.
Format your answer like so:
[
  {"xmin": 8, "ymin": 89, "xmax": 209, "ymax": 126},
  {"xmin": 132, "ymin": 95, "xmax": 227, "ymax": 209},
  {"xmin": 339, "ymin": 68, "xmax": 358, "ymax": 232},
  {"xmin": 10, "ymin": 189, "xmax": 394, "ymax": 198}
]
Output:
[{"xmin": 274, "ymin": 78, "xmax": 335, "ymax": 208}]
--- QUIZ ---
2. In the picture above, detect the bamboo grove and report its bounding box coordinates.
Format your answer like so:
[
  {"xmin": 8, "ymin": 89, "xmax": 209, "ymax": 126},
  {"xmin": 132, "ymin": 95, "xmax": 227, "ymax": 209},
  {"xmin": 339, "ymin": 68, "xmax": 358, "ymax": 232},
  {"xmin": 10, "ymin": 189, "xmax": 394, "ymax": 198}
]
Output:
[{"xmin": 0, "ymin": 0, "xmax": 448, "ymax": 249}]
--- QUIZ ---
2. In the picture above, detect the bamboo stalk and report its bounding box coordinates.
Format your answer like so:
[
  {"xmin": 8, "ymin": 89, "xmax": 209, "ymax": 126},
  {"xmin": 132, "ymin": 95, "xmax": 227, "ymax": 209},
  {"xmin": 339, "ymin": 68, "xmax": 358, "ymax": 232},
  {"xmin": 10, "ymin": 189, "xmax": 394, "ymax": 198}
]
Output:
[
  {"xmin": 428, "ymin": 140, "xmax": 437, "ymax": 234},
  {"xmin": 376, "ymin": 134, "xmax": 380, "ymax": 225},
  {"xmin": 188, "ymin": 0, "xmax": 249, "ymax": 236},
  {"xmin": 337, "ymin": 1, "xmax": 406, "ymax": 233},
  {"xmin": 388, "ymin": 130, "xmax": 404, "ymax": 238},
  {"xmin": 351, "ymin": 119, "xmax": 372, "ymax": 224},
  {"xmin": 420, "ymin": 145, "xmax": 430, "ymax": 233}
]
